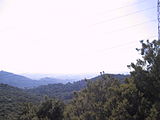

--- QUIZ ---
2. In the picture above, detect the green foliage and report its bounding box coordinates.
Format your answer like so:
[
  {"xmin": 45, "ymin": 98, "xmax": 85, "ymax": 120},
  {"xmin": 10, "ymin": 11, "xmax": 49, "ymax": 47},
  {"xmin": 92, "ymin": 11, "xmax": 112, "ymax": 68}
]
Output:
[
  {"xmin": 18, "ymin": 103, "xmax": 38, "ymax": 120},
  {"xmin": 64, "ymin": 40, "xmax": 160, "ymax": 120},
  {"xmin": 2, "ymin": 40, "xmax": 160, "ymax": 120},
  {"xmin": 146, "ymin": 104, "xmax": 159, "ymax": 120},
  {"xmin": 107, "ymin": 40, "xmax": 160, "ymax": 119},
  {"xmin": 19, "ymin": 97, "xmax": 64, "ymax": 120},
  {"xmin": 0, "ymin": 84, "xmax": 39, "ymax": 120},
  {"xmin": 64, "ymin": 75, "xmax": 120, "ymax": 120},
  {"xmin": 26, "ymin": 81, "xmax": 87, "ymax": 102},
  {"xmin": 26, "ymin": 74, "xmax": 128, "ymax": 102},
  {"xmin": 129, "ymin": 40, "xmax": 160, "ymax": 102}
]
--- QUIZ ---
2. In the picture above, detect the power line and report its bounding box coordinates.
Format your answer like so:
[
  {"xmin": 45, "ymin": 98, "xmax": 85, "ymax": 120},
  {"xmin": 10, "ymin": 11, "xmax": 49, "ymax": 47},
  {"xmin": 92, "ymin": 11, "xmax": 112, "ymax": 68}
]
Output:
[
  {"xmin": 99, "ymin": 35, "xmax": 157, "ymax": 54},
  {"xmin": 92, "ymin": 7, "xmax": 156, "ymax": 26},
  {"xmin": 100, "ymin": 0, "xmax": 148, "ymax": 14},
  {"xmin": 105, "ymin": 19, "xmax": 157, "ymax": 34}
]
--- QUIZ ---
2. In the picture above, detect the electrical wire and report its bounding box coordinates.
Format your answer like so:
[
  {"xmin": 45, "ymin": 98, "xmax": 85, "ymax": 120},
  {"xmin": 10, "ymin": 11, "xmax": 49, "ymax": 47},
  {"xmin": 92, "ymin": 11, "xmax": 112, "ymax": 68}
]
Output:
[
  {"xmin": 105, "ymin": 19, "xmax": 157, "ymax": 34},
  {"xmin": 0, "ymin": 35, "xmax": 157, "ymax": 79},
  {"xmin": 99, "ymin": 35, "xmax": 157, "ymax": 54},
  {"xmin": 100, "ymin": 0, "xmax": 149, "ymax": 14},
  {"xmin": 92, "ymin": 7, "xmax": 156, "ymax": 26}
]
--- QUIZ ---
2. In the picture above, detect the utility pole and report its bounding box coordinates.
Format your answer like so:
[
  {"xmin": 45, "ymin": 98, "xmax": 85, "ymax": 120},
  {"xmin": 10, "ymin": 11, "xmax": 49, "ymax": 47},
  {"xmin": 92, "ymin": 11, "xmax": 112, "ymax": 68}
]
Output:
[{"xmin": 158, "ymin": 0, "xmax": 160, "ymax": 40}]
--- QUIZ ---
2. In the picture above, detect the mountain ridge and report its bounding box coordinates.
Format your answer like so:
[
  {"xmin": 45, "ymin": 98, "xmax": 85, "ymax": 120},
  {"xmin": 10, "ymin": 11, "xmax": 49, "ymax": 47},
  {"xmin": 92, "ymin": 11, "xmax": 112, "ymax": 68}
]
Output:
[
  {"xmin": 0, "ymin": 71, "xmax": 64, "ymax": 88},
  {"xmin": 0, "ymin": 70, "xmax": 129, "ymax": 89}
]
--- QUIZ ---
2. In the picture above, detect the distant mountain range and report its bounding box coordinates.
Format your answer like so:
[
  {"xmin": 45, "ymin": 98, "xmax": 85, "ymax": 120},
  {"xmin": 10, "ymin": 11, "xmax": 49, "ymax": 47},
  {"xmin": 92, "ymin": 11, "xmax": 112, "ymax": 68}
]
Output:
[
  {"xmin": 0, "ymin": 71, "xmax": 129, "ymax": 89},
  {"xmin": 0, "ymin": 71, "xmax": 67, "ymax": 88},
  {"xmin": 0, "ymin": 73, "xmax": 130, "ymax": 119},
  {"xmin": 21, "ymin": 73, "xmax": 97, "ymax": 81},
  {"xmin": 0, "ymin": 71, "xmax": 130, "ymax": 104}
]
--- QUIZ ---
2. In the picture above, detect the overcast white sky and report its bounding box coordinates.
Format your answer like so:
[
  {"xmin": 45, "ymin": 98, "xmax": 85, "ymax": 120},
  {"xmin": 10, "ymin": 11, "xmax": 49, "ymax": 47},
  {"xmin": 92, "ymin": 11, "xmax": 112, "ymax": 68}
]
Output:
[{"xmin": 0, "ymin": 0, "xmax": 157, "ymax": 74}]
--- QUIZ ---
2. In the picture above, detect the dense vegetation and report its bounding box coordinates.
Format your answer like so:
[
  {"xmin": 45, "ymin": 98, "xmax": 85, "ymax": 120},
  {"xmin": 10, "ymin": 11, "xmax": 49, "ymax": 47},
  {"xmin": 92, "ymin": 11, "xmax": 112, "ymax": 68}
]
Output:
[
  {"xmin": 26, "ymin": 80, "xmax": 86, "ymax": 101},
  {"xmin": 26, "ymin": 74, "xmax": 127, "ymax": 101},
  {"xmin": 0, "ymin": 84, "xmax": 39, "ymax": 120},
  {"xmin": 1, "ymin": 40, "xmax": 160, "ymax": 120},
  {"xmin": 0, "ymin": 73, "xmax": 128, "ymax": 119},
  {"xmin": 63, "ymin": 40, "xmax": 160, "ymax": 120}
]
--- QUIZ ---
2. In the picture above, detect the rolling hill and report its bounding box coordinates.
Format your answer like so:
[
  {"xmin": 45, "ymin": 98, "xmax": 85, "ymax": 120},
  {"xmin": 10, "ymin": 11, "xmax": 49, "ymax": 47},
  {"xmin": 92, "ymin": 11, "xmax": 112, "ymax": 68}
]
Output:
[
  {"xmin": 26, "ymin": 74, "xmax": 129, "ymax": 101},
  {"xmin": 0, "ymin": 71, "xmax": 64, "ymax": 88}
]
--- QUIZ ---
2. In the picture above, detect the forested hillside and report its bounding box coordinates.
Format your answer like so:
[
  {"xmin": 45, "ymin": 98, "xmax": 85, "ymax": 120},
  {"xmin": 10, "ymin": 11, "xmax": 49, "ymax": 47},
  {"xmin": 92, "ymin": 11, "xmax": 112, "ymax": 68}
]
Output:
[
  {"xmin": 26, "ymin": 74, "xmax": 128, "ymax": 101},
  {"xmin": 0, "ymin": 71, "xmax": 66, "ymax": 88},
  {"xmin": 26, "ymin": 80, "xmax": 86, "ymax": 101},
  {"xmin": 0, "ymin": 84, "xmax": 39, "ymax": 120},
  {"xmin": 63, "ymin": 40, "xmax": 160, "ymax": 120},
  {"xmin": 19, "ymin": 40, "xmax": 160, "ymax": 120},
  {"xmin": 1, "ymin": 40, "xmax": 160, "ymax": 120}
]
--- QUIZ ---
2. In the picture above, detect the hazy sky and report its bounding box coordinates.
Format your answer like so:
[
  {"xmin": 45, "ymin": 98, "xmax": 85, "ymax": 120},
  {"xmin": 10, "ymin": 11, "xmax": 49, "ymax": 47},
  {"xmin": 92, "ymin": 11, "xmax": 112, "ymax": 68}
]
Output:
[{"xmin": 0, "ymin": 0, "xmax": 157, "ymax": 74}]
